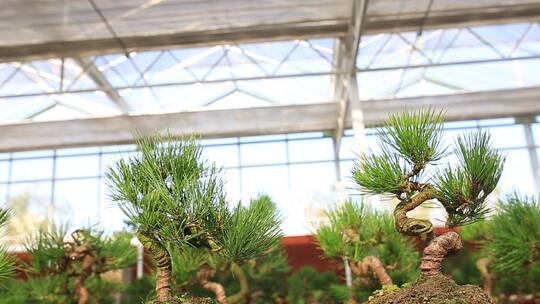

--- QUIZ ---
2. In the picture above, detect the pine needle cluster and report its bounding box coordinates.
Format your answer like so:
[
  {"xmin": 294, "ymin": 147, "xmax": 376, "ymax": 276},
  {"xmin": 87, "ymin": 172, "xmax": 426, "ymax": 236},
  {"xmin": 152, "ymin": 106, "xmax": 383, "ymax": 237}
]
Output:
[
  {"xmin": 487, "ymin": 193, "xmax": 540, "ymax": 275},
  {"xmin": 0, "ymin": 208, "xmax": 15, "ymax": 283}
]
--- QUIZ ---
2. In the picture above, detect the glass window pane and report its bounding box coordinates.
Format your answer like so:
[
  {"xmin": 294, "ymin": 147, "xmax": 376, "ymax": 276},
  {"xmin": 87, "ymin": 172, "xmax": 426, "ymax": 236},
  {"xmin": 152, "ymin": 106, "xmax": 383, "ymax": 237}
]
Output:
[
  {"xmin": 11, "ymin": 150, "xmax": 53, "ymax": 159},
  {"xmin": 0, "ymin": 161, "xmax": 9, "ymax": 182},
  {"xmin": 11, "ymin": 158, "xmax": 53, "ymax": 181},
  {"xmin": 240, "ymin": 134, "xmax": 286, "ymax": 143},
  {"xmin": 498, "ymin": 149, "xmax": 535, "ymax": 196},
  {"xmin": 339, "ymin": 136, "xmax": 358, "ymax": 160},
  {"xmin": 240, "ymin": 165, "xmax": 289, "ymax": 204},
  {"xmin": 202, "ymin": 145, "xmax": 239, "ymax": 168},
  {"xmin": 101, "ymin": 144, "xmax": 137, "ymax": 153},
  {"xmin": 7, "ymin": 181, "xmax": 51, "ymax": 243},
  {"xmin": 223, "ymin": 168, "xmax": 241, "ymax": 205},
  {"xmin": 56, "ymin": 155, "xmax": 100, "ymax": 178},
  {"xmin": 57, "ymin": 147, "xmax": 101, "ymax": 156},
  {"xmin": 485, "ymin": 125, "xmax": 526, "ymax": 149},
  {"xmin": 54, "ymin": 178, "xmax": 100, "ymax": 226},
  {"xmin": 288, "ymin": 138, "xmax": 334, "ymax": 162},
  {"xmin": 240, "ymin": 141, "xmax": 287, "ymax": 166},
  {"xmin": 100, "ymin": 181, "xmax": 127, "ymax": 232},
  {"xmin": 288, "ymin": 162, "xmax": 337, "ymax": 235}
]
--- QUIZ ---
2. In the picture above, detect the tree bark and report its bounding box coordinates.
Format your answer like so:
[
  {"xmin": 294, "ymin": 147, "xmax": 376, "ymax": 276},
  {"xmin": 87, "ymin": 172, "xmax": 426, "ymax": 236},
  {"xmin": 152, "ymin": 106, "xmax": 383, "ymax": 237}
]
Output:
[
  {"xmin": 227, "ymin": 263, "xmax": 248, "ymax": 304},
  {"xmin": 476, "ymin": 257, "xmax": 493, "ymax": 297},
  {"xmin": 197, "ymin": 266, "xmax": 228, "ymax": 304},
  {"xmin": 75, "ymin": 253, "xmax": 93, "ymax": 304},
  {"xmin": 394, "ymin": 191, "xmax": 434, "ymax": 236},
  {"xmin": 420, "ymin": 231, "xmax": 463, "ymax": 276},
  {"xmin": 137, "ymin": 232, "xmax": 172, "ymax": 303},
  {"xmin": 350, "ymin": 256, "xmax": 393, "ymax": 287}
]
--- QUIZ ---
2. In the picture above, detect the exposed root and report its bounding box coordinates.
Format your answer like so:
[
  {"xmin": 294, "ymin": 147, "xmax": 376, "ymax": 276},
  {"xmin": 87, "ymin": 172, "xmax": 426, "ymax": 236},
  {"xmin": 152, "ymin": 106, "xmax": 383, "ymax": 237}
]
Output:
[
  {"xmin": 420, "ymin": 231, "xmax": 463, "ymax": 276},
  {"xmin": 350, "ymin": 255, "xmax": 393, "ymax": 287},
  {"xmin": 197, "ymin": 266, "xmax": 228, "ymax": 304}
]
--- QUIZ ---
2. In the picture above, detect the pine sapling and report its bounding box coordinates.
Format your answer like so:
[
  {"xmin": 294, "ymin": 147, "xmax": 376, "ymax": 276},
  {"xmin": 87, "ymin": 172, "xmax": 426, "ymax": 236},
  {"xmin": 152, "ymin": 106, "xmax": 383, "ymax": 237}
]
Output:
[
  {"xmin": 486, "ymin": 193, "xmax": 540, "ymax": 295},
  {"xmin": 107, "ymin": 134, "xmax": 229, "ymax": 303},
  {"xmin": 24, "ymin": 226, "xmax": 136, "ymax": 304},
  {"xmin": 353, "ymin": 110, "xmax": 504, "ymax": 278},
  {"xmin": 0, "ymin": 208, "xmax": 15, "ymax": 283},
  {"xmin": 315, "ymin": 200, "xmax": 419, "ymax": 303},
  {"xmin": 173, "ymin": 195, "xmax": 282, "ymax": 304}
]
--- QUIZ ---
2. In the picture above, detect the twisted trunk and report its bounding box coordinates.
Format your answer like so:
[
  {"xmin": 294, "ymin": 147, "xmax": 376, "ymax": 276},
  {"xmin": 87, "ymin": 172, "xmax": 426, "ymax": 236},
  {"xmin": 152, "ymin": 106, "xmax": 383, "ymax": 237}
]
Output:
[
  {"xmin": 420, "ymin": 231, "xmax": 463, "ymax": 276},
  {"xmin": 476, "ymin": 257, "xmax": 493, "ymax": 297},
  {"xmin": 394, "ymin": 191, "xmax": 434, "ymax": 236},
  {"xmin": 75, "ymin": 254, "xmax": 94, "ymax": 304},
  {"xmin": 350, "ymin": 256, "xmax": 393, "ymax": 287},
  {"xmin": 137, "ymin": 232, "xmax": 172, "ymax": 303},
  {"xmin": 197, "ymin": 266, "xmax": 228, "ymax": 304},
  {"xmin": 227, "ymin": 263, "xmax": 248, "ymax": 304}
]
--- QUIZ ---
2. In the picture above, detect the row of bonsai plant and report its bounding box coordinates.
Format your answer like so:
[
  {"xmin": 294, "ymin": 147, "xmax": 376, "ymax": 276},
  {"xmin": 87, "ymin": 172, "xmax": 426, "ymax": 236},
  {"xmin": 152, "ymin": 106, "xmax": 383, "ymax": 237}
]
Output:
[{"xmin": 0, "ymin": 109, "xmax": 538, "ymax": 303}]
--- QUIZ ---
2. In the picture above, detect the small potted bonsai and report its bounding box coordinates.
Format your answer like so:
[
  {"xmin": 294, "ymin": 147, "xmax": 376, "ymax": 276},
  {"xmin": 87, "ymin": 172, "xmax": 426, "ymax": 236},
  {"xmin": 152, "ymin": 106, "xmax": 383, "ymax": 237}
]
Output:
[
  {"xmin": 107, "ymin": 134, "xmax": 281, "ymax": 303},
  {"xmin": 352, "ymin": 109, "xmax": 505, "ymax": 304},
  {"xmin": 171, "ymin": 195, "xmax": 282, "ymax": 304},
  {"xmin": 21, "ymin": 226, "xmax": 135, "ymax": 304},
  {"xmin": 315, "ymin": 200, "xmax": 419, "ymax": 303}
]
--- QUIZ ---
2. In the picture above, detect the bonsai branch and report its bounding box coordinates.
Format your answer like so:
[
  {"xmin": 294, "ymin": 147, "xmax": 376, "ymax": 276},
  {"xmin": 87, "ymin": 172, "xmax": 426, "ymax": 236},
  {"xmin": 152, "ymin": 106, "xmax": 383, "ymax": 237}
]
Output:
[
  {"xmin": 394, "ymin": 188, "xmax": 434, "ymax": 236},
  {"xmin": 476, "ymin": 257, "xmax": 493, "ymax": 297},
  {"xmin": 197, "ymin": 265, "xmax": 228, "ymax": 304},
  {"xmin": 420, "ymin": 231, "xmax": 463, "ymax": 276},
  {"xmin": 227, "ymin": 263, "xmax": 248, "ymax": 304},
  {"xmin": 350, "ymin": 255, "xmax": 393, "ymax": 287}
]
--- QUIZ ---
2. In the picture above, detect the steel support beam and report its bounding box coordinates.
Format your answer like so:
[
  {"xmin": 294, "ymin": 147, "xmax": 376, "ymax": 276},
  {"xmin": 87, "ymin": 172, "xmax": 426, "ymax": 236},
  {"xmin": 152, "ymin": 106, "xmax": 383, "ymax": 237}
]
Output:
[
  {"xmin": 0, "ymin": 21, "xmax": 348, "ymax": 63},
  {"xmin": 364, "ymin": 3, "xmax": 540, "ymax": 34},
  {"xmin": 333, "ymin": 0, "xmax": 368, "ymax": 156},
  {"xmin": 1, "ymin": 86, "xmax": 540, "ymax": 152},
  {"xmin": 72, "ymin": 57, "xmax": 133, "ymax": 113},
  {"xmin": 1, "ymin": 3, "xmax": 540, "ymax": 62}
]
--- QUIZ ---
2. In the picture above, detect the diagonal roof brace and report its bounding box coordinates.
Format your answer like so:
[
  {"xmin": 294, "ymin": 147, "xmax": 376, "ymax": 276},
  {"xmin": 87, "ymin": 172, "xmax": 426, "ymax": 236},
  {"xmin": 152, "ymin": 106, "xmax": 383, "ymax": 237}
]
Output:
[{"xmin": 73, "ymin": 57, "xmax": 133, "ymax": 114}]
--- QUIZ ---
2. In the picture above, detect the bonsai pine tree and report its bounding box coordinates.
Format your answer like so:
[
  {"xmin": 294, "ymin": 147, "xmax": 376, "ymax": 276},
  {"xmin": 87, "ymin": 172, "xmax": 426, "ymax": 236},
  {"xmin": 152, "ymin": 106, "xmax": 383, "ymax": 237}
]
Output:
[
  {"xmin": 107, "ymin": 134, "xmax": 282, "ymax": 303},
  {"xmin": 315, "ymin": 201, "xmax": 419, "ymax": 303},
  {"xmin": 352, "ymin": 109, "xmax": 504, "ymax": 303},
  {"xmin": 0, "ymin": 208, "xmax": 15, "ymax": 283},
  {"xmin": 485, "ymin": 193, "xmax": 540, "ymax": 298},
  {"xmin": 22, "ymin": 226, "xmax": 135, "ymax": 304},
  {"xmin": 170, "ymin": 195, "xmax": 282, "ymax": 304},
  {"xmin": 107, "ymin": 134, "xmax": 229, "ymax": 303}
]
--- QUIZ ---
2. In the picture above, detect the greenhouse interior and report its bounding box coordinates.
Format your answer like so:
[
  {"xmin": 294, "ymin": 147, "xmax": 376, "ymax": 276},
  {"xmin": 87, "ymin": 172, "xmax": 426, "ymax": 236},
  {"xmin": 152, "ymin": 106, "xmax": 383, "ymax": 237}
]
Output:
[{"xmin": 1, "ymin": 0, "xmax": 540, "ymax": 303}]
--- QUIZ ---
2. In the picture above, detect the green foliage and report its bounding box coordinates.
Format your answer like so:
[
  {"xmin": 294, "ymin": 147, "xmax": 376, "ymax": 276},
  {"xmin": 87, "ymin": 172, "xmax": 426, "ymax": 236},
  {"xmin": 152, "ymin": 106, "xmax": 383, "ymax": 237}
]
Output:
[
  {"xmin": 218, "ymin": 195, "xmax": 283, "ymax": 263},
  {"xmin": 315, "ymin": 201, "xmax": 420, "ymax": 283},
  {"xmin": 107, "ymin": 133, "xmax": 229, "ymax": 248},
  {"xmin": 432, "ymin": 132, "xmax": 504, "ymax": 227},
  {"xmin": 20, "ymin": 225, "xmax": 136, "ymax": 303},
  {"xmin": 379, "ymin": 109, "xmax": 446, "ymax": 167},
  {"xmin": 487, "ymin": 193, "xmax": 540, "ymax": 276},
  {"xmin": 315, "ymin": 201, "xmax": 419, "ymax": 302},
  {"xmin": 0, "ymin": 208, "xmax": 15, "ymax": 283},
  {"xmin": 353, "ymin": 153, "xmax": 406, "ymax": 195},
  {"xmin": 287, "ymin": 266, "xmax": 341, "ymax": 304},
  {"xmin": 244, "ymin": 246, "xmax": 290, "ymax": 304},
  {"xmin": 352, "ymin": 109, "xmax": 505, "ymax": 230}
]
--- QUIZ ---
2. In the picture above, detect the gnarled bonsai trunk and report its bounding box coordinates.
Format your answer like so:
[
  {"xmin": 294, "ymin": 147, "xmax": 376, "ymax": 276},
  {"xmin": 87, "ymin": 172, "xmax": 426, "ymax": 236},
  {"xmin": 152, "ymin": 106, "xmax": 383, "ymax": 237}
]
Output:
[
  {"xmin": 75, "ymin": 254, "xmax": 94, "ymax": 304},
  {"xmin": 227, "ymin": 263, "xmax": 248, "ymax": 304},
  {"xmin": 350, "ymin": 255, "xmax": 393, "ymax": 287},
  {"xmin": 137, "ymin": 233, "xmax": 172, "ymax": 303},
  {"xmin": 197, "ymin": 265, "xmax": 228, "ymax": 304},
  {"xmin": 476, "ymin": 257, "xmax": 493, "ymax": 297},
  {"xmin": 420, "ymin": 231, "xmax": 463, "ymax": 276}
]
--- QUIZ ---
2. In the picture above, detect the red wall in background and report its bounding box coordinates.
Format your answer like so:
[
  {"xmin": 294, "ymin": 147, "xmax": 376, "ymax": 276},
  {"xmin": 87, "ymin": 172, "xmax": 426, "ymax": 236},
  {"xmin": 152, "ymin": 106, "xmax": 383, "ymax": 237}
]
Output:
[{"xmin": 281, "ymin": 235, "xmax": 341, "ymax": 274}]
